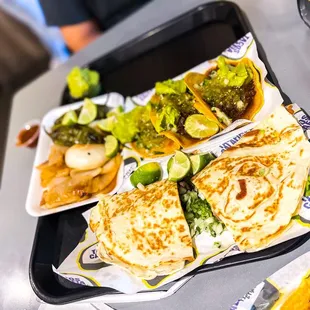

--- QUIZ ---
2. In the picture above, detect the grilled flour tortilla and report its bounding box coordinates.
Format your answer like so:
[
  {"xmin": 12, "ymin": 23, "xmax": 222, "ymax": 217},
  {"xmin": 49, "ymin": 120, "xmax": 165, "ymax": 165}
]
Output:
[
  {"xmin": 192, "ymin": 105, "xmax": 310, "ymax": 251},
  {"xmin": 90, "ymin": 180, "xmax": 194, "ymax": 279}
]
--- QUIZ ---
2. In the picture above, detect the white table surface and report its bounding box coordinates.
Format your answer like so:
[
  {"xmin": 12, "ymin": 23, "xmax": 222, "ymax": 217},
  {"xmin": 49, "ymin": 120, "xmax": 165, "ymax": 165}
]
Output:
[{"xmin": 1, "ymin": 0, "xmax": 310, "ymax": 309}]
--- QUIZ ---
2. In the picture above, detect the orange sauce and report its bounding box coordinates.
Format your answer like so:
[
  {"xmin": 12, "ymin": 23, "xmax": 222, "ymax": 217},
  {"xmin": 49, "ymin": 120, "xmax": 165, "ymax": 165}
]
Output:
[
  {"xmin": 16, "ymin": 125, "xmax": 39, "ymax": 148},
  {"xmin": 236, "ymin": 179, "xmax": 247, "ymax": 200}
]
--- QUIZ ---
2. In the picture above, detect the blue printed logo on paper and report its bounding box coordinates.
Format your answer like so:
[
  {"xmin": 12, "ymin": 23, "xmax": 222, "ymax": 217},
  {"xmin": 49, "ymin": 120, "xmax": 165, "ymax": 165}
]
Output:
[
  {"xmin": 64, "ymin": 274, "xmax": 100, "ymax": 287},
  {"xmin": 219, "ymin": 133, "xmax": 245, "ymax": 153},
  {"xmin": 132, "ymin": 89, "xmax": 153, "ymax": 105},
  {"xmin": 230, "ymin": 288, "xmax": 255, "ymax": 310},
  {"xmin": 65, "ymin": 276, "xmax": 86, "ymax": 286},
  {"xmin": 296, "ymin": 112, "xmax": 310, "ymax": 131},
  {"xmin": 123, "ymin": 157, "xmax": 139, "ymax": 179},
  {"xmin": 223, "ymin": 33, "xmax": 253, "ymax": 59},
  {"xmin": 89, "ymin": 248, "xmax": 98, "ymax": 259},
  {"xmin": 302, "ymin": 196, "xmax": 310, "ymax": 209},
  {"xmin": 77, "ymin": 243, "xmax": 110, "ymax": 270}
]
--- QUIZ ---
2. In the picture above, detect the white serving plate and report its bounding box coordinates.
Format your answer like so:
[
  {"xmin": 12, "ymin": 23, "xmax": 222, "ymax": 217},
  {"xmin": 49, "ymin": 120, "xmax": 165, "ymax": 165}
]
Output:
[{"xmin": 26, "ymin": 93, "xmax": 125, "ymax": 217}]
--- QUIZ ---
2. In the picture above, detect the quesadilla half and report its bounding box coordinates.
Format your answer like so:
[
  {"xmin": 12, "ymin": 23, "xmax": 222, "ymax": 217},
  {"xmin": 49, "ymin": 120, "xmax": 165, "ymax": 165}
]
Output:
[
  {"xmin": 192, "ymin": 105, "xmax": 310, "ymax": 251},
  {"xmin": 90, "ymin": 180, "xmax": 194, "ymax": 279}
]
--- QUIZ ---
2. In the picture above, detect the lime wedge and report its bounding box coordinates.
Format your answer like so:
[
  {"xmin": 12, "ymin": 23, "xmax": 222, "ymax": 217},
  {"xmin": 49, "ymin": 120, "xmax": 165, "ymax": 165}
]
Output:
[
  {"xmin": 184, "ymin": 114, "xmax": 219, "ymax": 139},
  {"xmin": 77, "ymin": 98, "xmax": 97, "ymax": 125},
  {"xmin": 168, "ymin": 151, "xmax": 191, "ymax": 182},
  {"xmin": 107, "ymin": 106, "xmax": 124, "ymax": 118},
  {"xmin": 190, "ymin": 153, "xmax": 215, "ymax": 175},
  {"xmin": 97, "ymin": 116, "xmax": 115, "ymax": 132},
  {"xmin": 167, "ymin": 157, "xmax": 173, "ymax": 173},
  {"xmin": 62, "ymin": 110, "xmax": 78, "ymax": 125},
  {"xmin": 130, "ymin": 162, "xmax": 162, "ymax": 188},
  {"xmin": 105, "ymin": 135, "xmax": 119, "ymax": 158}
]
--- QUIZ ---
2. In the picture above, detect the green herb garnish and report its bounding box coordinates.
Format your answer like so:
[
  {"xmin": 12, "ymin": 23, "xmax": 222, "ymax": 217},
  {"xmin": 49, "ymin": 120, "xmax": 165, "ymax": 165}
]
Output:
[
  {"xmin": 155, "ymin": 79, "xmax": 187, "ymax": 95},
  {"xmin": 179, "ymin": 184, "xmax": 225, "ymax": 237}
]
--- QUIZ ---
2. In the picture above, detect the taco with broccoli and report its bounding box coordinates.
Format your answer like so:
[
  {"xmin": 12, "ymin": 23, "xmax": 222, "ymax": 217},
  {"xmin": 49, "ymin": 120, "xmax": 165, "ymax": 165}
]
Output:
[
  {"xmin": 148, "ymin": 79, "xmax": 221, "ymax": 148},
  {"xmin": 112, "ymin": 105, "xmax": 180, "ymax": 158},
  {"xmin": 185, "ymin": 56, "xmax": 264, "ymax": 127}
]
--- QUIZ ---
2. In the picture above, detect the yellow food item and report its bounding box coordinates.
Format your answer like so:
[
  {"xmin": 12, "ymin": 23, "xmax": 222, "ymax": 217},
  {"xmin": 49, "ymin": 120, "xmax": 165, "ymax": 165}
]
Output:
[
  {"xmin": 36, "ymin": 145, "xmax": 69, "ymax": 187},
  {"xmin": 38, "ymin": 144, "xmax": 122, "ymax": 209},
  {"xmin": 275, "ymin": 275, "xmax": 310, "ymax": 310}
]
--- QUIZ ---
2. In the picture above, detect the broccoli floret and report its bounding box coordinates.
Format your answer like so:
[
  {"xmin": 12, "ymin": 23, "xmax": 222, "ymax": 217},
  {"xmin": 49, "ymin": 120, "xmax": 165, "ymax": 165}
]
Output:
[{"xmin": 67, "ymin": 67, "xmax": 101, "ymax": 99}]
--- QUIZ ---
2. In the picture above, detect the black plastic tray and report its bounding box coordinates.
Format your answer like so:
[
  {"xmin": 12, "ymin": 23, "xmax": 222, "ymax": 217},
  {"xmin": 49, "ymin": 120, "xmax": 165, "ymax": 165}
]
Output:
[{"xmin": 30, "ymin": 1, "xmax": 310, "ymax": 305}]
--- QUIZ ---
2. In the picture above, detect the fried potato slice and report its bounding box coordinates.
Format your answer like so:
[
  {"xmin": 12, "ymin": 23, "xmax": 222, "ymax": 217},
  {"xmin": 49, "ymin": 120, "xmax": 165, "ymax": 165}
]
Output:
[{"xmin": 40, "ymin": 153, "xmax": 122, "ymax": 209}]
